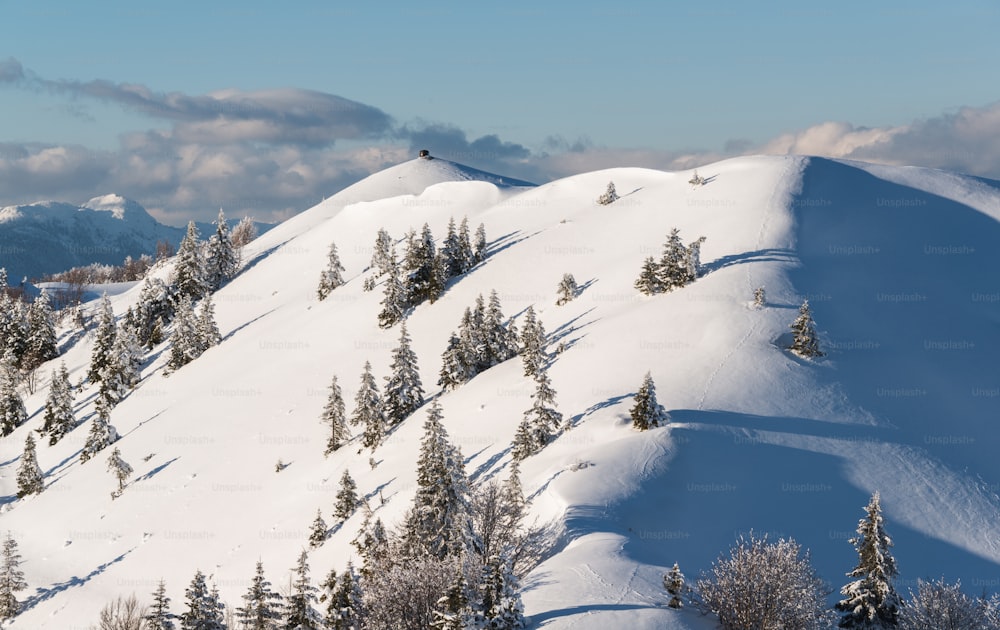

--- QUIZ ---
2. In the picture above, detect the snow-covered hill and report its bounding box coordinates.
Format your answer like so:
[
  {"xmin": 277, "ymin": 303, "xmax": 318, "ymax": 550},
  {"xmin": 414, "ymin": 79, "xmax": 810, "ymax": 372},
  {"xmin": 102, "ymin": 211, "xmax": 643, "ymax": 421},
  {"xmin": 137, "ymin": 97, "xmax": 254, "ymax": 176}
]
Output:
[{"xmin": 1, "ymin": 155, "xmax": 998, "ymax": 628}]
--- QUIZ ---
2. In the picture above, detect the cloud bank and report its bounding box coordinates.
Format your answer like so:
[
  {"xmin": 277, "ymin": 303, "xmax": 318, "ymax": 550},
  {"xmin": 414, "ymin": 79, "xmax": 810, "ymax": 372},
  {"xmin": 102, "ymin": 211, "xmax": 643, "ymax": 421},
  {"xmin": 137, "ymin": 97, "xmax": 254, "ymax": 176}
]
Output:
[{"xmin": 3, "ymin": 57, "xmax": 1000, "ymax": 224}]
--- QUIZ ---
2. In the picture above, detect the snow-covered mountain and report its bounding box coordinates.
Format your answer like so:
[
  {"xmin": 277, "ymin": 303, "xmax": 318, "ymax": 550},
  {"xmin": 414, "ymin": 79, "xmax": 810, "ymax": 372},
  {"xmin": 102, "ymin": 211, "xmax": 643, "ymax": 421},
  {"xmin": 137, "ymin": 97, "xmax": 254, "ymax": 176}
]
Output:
[{"xmin": 2, "ymin": 154, "xmax": 998, "ymax": 628}]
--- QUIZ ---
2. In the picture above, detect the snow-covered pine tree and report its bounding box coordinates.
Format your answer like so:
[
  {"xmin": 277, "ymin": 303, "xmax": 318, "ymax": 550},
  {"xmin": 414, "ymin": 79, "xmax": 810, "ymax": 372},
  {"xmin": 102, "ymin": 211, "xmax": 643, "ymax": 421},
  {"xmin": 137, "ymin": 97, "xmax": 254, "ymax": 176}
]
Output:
[
  {"xmin": 684, "ymin": 236, "xmax": 707, "ymax": 284},
  {"xmin": 383, "ymin": 322, "xmax": 424, "ymax": 426},
  {"xmin": 597, "ymin": 181, "xmax": 618, "ymax": 205},
  {"xmin": 22, "ymin": 289, "xmax": 58, "ymax": 372},
  {"xmin": 16, "ymin": 434, "xmax": 43, "ymax": 498},
  {"xmin": 284, "ymin": 550, "xmax": 322, "ymax": 630},
  {"xmin": 555, "ymin": 273, "xmax": 578, "ymax": 306},
  {"xmin": 510, "ymin": 418, "xmax": 536, "ymax": 462},
  {"xmin": 836, "ymin": 491, "xmax": 900, "ymax": 629},
  {"xmin": 753, "ymin": 286, "xmax": 766, "ymax": 308},
  {"xmin": 0, "ymin": 532, "xmax": 26, "ymax": 622},
  {"xmin": 438, "ymin": 332, "xmax": 471, "ymax": 392},
  {"xmin": 351, "ymin": 504, "xmax": 391, "ymax": 580},
  {"xmin": 205, "ymin": 209, "xmax": 238, "ymax": 291},
  {"xmin": 145, "ymin": 579, "xmax": 177, "ymax": 630},
  {"xmin": 657, "ymin": 228, "xmax": 690, "ymax": 292},
  {"xmin": 0, "ymin": 351, "xmax": 26, "ymax": 436},
  {"xmin": 403, "ymin": 400, "xmax": 475, "ymax": 560},
  {"xmin": 377, "ymin": 247, "xmax": 406, "ymax": 329},
  {"xmin": 324, "ymin": 562, "xmax": 363, "ymax": 630},
  {"xmin": 171, "ymin": 221, "xmax": 208, "ymax": 302},
  {"xmin": 404, "ymin": 223, "xmax": 446, "ymax": 306},
  {"xmin": 106, "ymin": 447, "xmax": 133, "ymax": 498},
  {"xmin": 180, "ymin": 569, "xmax": 225, "ymax": 630},
  {"xmin": 518, "ymin": 306, "xmax": 547, "ymax": 379},
  {"xmin": 333, "ymin": 470, "xmax": 360, "ymax": 523},
  {"xmin": 457, "ymin": 217, "xmax": 475, "ymax": 272},
  {"xmin": 478, "ymin": 554, "xmax": 525, "ymax": 629},
  {"xmin": 317, "ymin": 241, "xmax": 346, "ymax": 301},
  {"xmin": 630, "ymin": 372, "xmax": 668, "ymax": 431},
  {"xmin": 351, "ymin": 361, "xmax": 386, "ymax": 450},
  {"xmin": 370, "ymin": 228, "xmax": 393, "ymax": 277},
  {"xmin": 166, "ymin": 295, "xmax": 200, "ymax": 372},
  {"xmin": 308, "ymin": 509, "xmax": 329, "ymax": 548},
  {"xmin": 441, "ymin": 217, "xmax": 469, "ymax": 279},
  {"xmin": 79, "ymin": 408, "xmax": 119, "ymax": 463},
  {"xmin": 322, "ymin": 375, "xmax": 349, "ymax": 455},
  {"xmin": 234, "ymin": 560, "xmax": 282, "ymax": 630},
  {"xmin": 432, "ymin": 567, "xmax": 474, "ymax": 630},
  {"xmin": 473, "ymin": 223, "xmax": 488, "ymax": 265},
  {"xmin": 523, "ymin": 366, "xmax": 563, "ymax": 454},
  {"xmin": 134, "ymin": 276, "xmax": 173, "ymax": 348},
  {"xmin": 789, "ymin": 300, "xmax": 824, "ymax": 358},
  {"xmin": 664, "ymin": 562, "xmax": 685, "ymax": 609},
  {"xmin": 88, "ymin": 294, "xmax": 117, "ymax": 383},
  {"xmin": 195, "ymin": 294, "xmax": 221, "ymax": 352},
  {"xmin": 634, "ymin": 256, "xmax": 663, "ymax": 295},
  {"xmin": 482, "ymin": 290, "xmax": 518, "ymax": 370},
  {"xmin": 41, "ymin": 362, "xmax": 75, "ymax": 445}
]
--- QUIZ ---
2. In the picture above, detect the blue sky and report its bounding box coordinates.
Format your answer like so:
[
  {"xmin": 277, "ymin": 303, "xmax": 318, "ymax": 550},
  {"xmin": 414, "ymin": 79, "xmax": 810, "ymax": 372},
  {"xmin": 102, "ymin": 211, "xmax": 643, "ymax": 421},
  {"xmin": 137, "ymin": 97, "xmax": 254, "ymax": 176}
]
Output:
[{"xmin": 3, "ymin": 0, "xmax": 1000, "ymax": 223}]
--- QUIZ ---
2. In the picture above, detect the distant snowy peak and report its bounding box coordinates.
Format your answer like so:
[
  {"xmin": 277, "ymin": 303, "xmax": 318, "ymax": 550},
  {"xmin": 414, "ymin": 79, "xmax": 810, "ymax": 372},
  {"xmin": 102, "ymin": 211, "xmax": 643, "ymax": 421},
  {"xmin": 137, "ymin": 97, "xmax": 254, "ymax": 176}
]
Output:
[{"xmin": 82, "ymin": 194, "xmax": 154, "ymax": 222}]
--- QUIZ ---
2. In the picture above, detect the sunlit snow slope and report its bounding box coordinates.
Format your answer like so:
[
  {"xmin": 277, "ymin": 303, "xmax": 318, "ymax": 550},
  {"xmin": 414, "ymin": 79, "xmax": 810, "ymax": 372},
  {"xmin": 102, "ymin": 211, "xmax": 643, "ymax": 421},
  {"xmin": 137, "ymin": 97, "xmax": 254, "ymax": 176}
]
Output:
[{"xmin": 2, "ymin": 155, "xmax": 998, "ymax": 629}]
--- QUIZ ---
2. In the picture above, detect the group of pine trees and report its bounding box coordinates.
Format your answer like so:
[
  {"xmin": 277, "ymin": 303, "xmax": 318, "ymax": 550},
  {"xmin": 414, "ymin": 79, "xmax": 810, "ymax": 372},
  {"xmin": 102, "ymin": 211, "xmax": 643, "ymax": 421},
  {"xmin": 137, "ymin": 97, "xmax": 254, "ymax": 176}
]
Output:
[
  {"xmin": 0, "ymin": 271, "xmax": 59, "ymax": 398},
  {"xmin": 634, "ymin": 228, "xmax": 707, "ymax": 295},
  {"xmin": 356, "ymin": 218, "xmax": 487, "ymax": 329},
  {"xmin": 438, "ymin": 291, "xmax": 518, "ymax": 391}
]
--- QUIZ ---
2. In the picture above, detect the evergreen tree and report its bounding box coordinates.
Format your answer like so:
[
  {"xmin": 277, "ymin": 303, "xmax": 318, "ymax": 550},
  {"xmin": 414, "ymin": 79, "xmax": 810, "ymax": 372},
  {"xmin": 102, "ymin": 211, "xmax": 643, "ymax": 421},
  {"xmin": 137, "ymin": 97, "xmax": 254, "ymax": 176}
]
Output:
[
  {"xmin": 234, "ymin": 560, "xmax": 282, "ymax": 630},
  {"xmin": 630, "ymin": 372, "xmax": 668, "ymax": 431},
  {"xmin": 473, "ymin": 223, "xmax": 488, "ymax": 264},
  {"xmin": 433, "ymin": 567, "xmax": 473, "ymax": 630},
  {"xmin": 333, "ymin": 470, "xmax": 359, "ymax": 522},
  {"xmin": 403, "ymin": 400, "xmax": 475, "ymax": 560},
  {"xmin": 41, "ymin": 362, "xmax": 75, "ymax": 445},
  {"xmin": 0, "ymin": 532, "xmax": 26, "ymax": 622},
  {"xmin": 479, "ymin": 554, "xmax": 525, "ymax": 629},
  {"xmin": 518, "ymin": 306, "xmax": 546, "ymax": 379},
  {"xmin": 135, "ymin": 276, "xmax": 174, "ymax": 348},
  {"xmin": 555, "ymin": 273, "xmax": 578, "ymax": 306},
  {"xmin": 80, "ymin": 409, "xmax": 119, "ymax": 463},
  {"xmin": 597, "ymin": 181, "xmax": 618, "ymax": 205},
  {"xmin": 22, "ymin": 289, "xmax": 58, "ymax": 371},
  {"xmin": 657, "ymin": 228, "xmax": 690, "ymax": 292},
  {"xmin": 664, "ymin": 562, "xmax": 685, "ymax": 609},
  {"xmin": 458, "ymin": 218, "xmax": 475, "ymax": 272},
  {"xmin": 370, "ymin": 228, "xmax": 393, "ymax": 276},
  {"xmin": 753, "ymin": 286, "xmax": 766, "ymax": 308},
  {"xmin": 180, "ymin": 569, "xmax": 225, "ymax": 630},
  {"xmin": 634, "ymin": 256, "xmax": 663, "ymax": 295},
  {"xmin": 351, "ymin": 361, "xmax": 386, "ymax": 450},
  {"xmin": 789, "ymin": 300, "xmax": 824, "ymax": 358},
  {"xmin": 88, "ymin": 294, "xmax": 117, "ymax": 383},
  {"xmin": 383, "ymin": 322, "xmax": 424, "ymax": 426},
  {"xmin": 324, "ymin": 563, "xmax": 363, "ymax": 630},
  {"xmin": 377, "ymin": 247, "xmax": 406, "ymax": 329},
  {"xmin": 0, "ymin": 351, "xmax": 26, "ymax": 436},
  {"xmin": 441, "ymin": 217, "xmax": 472, "ymax": 278},
  {"xmin": 145, "ymin": 579, "xmax": 177, "ymax": 630},
  {"xmin": 404, "ymin": 223, "xmax": 445, "ymax": 306},
  {"xmin": 322, "ymin": 375, "xmax": 349, "ymax": 455},
  {"xmin": 166, "ymin": 295, "xmax": 200, "ymax": 372},
  {"xmin": 317, "ymin": 241, "xmax": 346, "ymax": 301},
  {"xmin": 351, "ymin": 504, "xmax": 390, "ymax": 580},
  {"xmin": 195, "ymin": 295, "xmax": 221, "ymax": 351},
  {"xmin": 438, "ymin": 331, "xmax": 473, "ymax": 392},
  {"xmin": 522, "ymin": 366, "xmax": 562, "ymax": 454},
  {"xmin": 309, "ymin": 509, "xmax": 329, "ymax": 548},
  {"xmin": 205, "ymin": 209, "xmax": 238, "ymax": 291},
  {"xmin": 16, "ymin": 433, "xmax": 43, "ymax": 498},
  {"xmin": 98, "ymin": 322, "xmax": 143, "ymax": 413},
  {"xmin": 685, "ymin": 236, "xmax": 707, "ymax": 283},
  {"xmin": 172, "ymin": 221, "xmax": 208, "ymax": 302},
  {"xmin": 837, "ymin": 491, "xmax": 900, "ymax": 628},
  {"xmin": 485, "ymin": 291, "xmax": 518, "ymax": 367},
  {"xmin": 510, "ymin": 418, "xmax": 536, "ymax": 462},
  {"xmin": 106, "ymin": 446, "xmax": 133, "ymax": 498},
  {"xmin": 283, "ymin": 550, "xmax": 322, "ymax": 630}
]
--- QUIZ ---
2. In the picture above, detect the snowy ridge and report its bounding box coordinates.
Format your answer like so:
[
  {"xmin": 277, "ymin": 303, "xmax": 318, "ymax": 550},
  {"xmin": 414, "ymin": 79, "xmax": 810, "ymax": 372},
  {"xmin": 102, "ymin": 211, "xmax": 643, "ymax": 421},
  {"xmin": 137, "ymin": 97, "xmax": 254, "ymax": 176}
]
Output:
[{"xmin": 1, "ymin": 155, "xmax": 999, "ymax": 628}]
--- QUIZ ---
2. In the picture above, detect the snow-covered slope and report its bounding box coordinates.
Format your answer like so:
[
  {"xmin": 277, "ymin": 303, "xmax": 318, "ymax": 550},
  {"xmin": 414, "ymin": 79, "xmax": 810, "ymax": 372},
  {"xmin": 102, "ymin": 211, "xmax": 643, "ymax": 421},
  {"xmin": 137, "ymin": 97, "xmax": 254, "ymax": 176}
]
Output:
[{"xmin": 2, "ymin": 155, "xmax": 999, "ymax": 628}]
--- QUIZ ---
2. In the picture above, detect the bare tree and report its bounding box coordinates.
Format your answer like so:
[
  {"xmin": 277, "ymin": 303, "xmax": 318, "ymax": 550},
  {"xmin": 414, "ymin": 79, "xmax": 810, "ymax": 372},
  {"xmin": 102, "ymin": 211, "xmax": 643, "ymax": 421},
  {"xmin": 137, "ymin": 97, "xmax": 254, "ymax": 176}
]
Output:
[{"xmin": 93, "ymin": 593, "xmax": 149, "ymax": 630}]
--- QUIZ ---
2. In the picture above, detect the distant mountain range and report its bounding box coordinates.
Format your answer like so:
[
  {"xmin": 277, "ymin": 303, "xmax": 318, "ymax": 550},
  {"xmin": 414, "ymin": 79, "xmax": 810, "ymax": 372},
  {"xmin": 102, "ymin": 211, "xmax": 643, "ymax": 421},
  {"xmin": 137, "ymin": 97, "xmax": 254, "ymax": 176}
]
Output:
[{"xmin": 0, "ymin": 194, "xmax": 268, "ymax": 283}]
